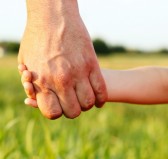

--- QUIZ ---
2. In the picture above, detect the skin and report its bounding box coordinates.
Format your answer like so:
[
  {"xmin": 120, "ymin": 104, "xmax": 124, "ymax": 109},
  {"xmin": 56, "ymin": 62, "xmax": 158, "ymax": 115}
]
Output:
[
  {"xmin": 19, "ymin": 64, "xmax": 168, "ymax": 107},
  {"xmin": 18, "ymin": 0, "xmax": 107, "ymax": 119},
  {"xmin": 104, "ymin": 67, "xmax": 168, "ymax": 104}
]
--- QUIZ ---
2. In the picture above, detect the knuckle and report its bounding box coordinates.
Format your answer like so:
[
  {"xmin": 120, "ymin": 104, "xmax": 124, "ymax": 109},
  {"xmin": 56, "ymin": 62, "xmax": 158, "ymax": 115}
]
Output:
[
  {"xmin": 97, "ymin": 94, "xmax": 107, "ymax": 105},
  {"xmin": 66, "ymin": 108, "xmax": 81, "ymax": 119},
  {"xmin": 83, "ymin": 61, "xmax": 90, "ymax": 70},
  {"xmin": 95, "ymin": 102, "xmax": 105, "ymax": 108},
  {"xmin": 81, "ymin": 60, "xmax": 92, "ymax": 74},
  {"xmin": 55, "ymin": 72, "xmax": 71, "ymax": 90},
  {"xmin": 95, "ymin": 95, "xmax": 107, "ymax": 108},
  {"xmin": 36, "ymin": 76, "xmax": 48, "ymax": 88},
  {"xmin": 58, "ymin": 72, "xmax": 70, "ymax": 83},
  {"xmin": 95, "ymin": 84, "xmax": 108, "ymax": 108},
  {"xmin": 83, "ymin": 96, "xmax": 95, "ymax": 109},
  {"xmin": 96, "ymin": 83, "xmax": 106, "ymax": 94},
  {"xmin": 44, "ymin": 111, "xmax": 62, "ymax": 120},
  {"xmin": 97, "ymin": 85, "xmax": 104, "ymax": 94}
]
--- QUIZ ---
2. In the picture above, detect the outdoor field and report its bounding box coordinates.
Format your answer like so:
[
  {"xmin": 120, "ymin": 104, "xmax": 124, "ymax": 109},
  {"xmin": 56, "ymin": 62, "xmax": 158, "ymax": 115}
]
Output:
[{"xmin": 0, "ymin": 54, "xmax": 168, "ymax": 159}]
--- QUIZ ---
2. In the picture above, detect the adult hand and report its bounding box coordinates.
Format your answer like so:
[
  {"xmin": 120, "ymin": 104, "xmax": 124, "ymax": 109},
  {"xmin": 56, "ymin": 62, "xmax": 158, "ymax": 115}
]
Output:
[{"xmin": 18, "ymin": 0, "xmax": 107, "ymax": 119}]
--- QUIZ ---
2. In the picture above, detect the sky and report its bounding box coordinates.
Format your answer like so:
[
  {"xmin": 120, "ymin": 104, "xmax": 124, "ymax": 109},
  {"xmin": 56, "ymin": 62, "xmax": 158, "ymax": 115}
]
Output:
[{"xmin": 0, "ymin": 0, "xmax": 168, "ymax": 50}]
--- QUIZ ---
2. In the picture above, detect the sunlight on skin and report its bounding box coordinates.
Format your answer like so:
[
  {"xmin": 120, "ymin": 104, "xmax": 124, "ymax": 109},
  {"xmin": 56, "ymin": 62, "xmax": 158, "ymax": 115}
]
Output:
[{"xmin": 19, "ymin": 63, "xmax": 168, "ymax": 109}]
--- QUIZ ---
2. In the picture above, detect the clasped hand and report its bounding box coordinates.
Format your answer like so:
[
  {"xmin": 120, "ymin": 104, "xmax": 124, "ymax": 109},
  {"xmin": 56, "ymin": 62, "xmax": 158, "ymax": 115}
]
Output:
[{"xmin": 18, "ymin": 14, "xmax": 107, "ymax": 119}]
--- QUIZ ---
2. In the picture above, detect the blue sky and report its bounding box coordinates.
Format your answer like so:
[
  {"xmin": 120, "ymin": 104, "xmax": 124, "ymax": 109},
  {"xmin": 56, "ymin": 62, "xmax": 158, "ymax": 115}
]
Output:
[{"xmin": 0, "ymin": 0, "xmax": 168, "ymax": 50}]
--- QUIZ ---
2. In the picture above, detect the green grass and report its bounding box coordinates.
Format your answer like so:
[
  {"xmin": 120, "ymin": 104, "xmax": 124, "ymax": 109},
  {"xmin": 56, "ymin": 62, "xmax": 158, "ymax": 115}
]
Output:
[{"xmin": 0, "ymin": 54, "xmax": 168, "ymax": 159}]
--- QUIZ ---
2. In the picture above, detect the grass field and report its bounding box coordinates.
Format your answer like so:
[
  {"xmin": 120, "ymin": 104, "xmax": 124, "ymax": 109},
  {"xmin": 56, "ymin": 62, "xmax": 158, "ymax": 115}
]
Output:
[{"xmin": 0, "ymin": 54, "xmax": 168, "ymax": 159}]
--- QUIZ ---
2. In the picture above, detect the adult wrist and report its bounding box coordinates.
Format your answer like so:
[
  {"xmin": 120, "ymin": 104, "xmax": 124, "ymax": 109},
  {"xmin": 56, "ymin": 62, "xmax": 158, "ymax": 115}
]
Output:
[{"xmin": 26, "ymin": 0, "xmax": 80, "ymax": 27}]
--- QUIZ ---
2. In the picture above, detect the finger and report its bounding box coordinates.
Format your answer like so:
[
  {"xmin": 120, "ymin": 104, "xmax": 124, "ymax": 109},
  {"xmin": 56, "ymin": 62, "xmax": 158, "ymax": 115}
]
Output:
[
  {"xmin": 56, "ymin": 87, "xmax": 81, "ymax": 119},
  {"xmin": 21, "ymin": 70, "xmax": 32, "ymax": 84},
  {"xmin": 89, "ymin": 67, "xmax": 108, "ymax": 108},
  {"xmin": 76, "ymin": 78, "xmax": 95, "ymax": 111},
  {"xmin": 36, "ymin": 90, "xmax": 63, "ymax": 120},
  {"xmin": 23, "ymin": 82, "xmax": 36, "ymax": 99},
  {"xmin": 25, "ymin": 98, "xmax": 38, "ymax": 108},
  {"xmin": 18, "ymin": 64, "xmax": 27, "ymax": 75}
]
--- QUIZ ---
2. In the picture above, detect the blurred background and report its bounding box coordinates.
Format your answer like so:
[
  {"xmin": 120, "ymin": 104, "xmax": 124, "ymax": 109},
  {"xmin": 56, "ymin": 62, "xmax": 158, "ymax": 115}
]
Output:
[{"xmin": 0, "ymin": 0, "xmax": 168, "ymax": 158}]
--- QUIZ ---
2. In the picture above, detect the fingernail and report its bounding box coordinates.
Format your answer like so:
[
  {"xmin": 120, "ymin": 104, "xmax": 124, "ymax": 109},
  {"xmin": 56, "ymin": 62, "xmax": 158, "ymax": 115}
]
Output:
[{"xmin": 24, "ymin": 99, "xmax": 29, "ymax": 105}]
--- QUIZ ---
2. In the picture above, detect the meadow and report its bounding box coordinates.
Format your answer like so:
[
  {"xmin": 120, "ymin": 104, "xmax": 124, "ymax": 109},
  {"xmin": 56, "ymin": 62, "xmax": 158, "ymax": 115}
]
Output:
[{"xmin": 0, "ymin": 54, "xmax": 168, "ymax": 159}]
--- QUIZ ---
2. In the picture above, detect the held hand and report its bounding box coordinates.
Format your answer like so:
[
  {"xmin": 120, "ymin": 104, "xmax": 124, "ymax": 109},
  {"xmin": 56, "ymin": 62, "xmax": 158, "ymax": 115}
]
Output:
[
  {"xmin": 18, "ymin": 10, "xmax": 107, "ymax": 119},
  {"xmin": 18, "ymin": 64, "xmax": 108, "ymax": 111},
  {"xmin": 18, "ymin": 64, "xmax": 38, "ymax": 108}
]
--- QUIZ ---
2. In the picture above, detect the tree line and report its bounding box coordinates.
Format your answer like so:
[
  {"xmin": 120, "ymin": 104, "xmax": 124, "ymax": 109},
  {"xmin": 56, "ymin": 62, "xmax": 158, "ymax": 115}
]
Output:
[
  {"xmin": 0, "ymin": 41, "xmax": 20, "ymax": 53},
  {"xmin": 0, "ymin": 39, "xmax": 168, "ymax": 55}
]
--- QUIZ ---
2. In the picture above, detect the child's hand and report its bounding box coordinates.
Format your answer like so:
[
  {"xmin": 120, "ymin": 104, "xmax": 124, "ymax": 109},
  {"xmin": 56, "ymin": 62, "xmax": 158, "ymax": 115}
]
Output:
[{"xmin": 18, "ymin": 64, "xmax": 38, "ymax": 108}]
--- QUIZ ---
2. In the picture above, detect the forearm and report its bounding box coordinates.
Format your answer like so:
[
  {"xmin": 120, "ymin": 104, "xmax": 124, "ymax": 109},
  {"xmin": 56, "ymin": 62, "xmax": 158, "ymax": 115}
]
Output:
[
  {"xmin": 102, "ymin": 67, "xmax": 168, "ymax": 104},
  {"xmin": 26, "ymin": 0, "xmax": 80, "ymax": 27}
]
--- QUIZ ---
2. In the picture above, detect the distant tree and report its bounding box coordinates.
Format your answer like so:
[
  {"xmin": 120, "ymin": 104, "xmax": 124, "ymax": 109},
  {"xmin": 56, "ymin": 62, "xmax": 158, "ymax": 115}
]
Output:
[
  {"xmin": 109, "ymin": 46, "xmax": 127, "ymax": 53},
  {"xmin": 159, "ymin": 48, "xmax": 168, "ymax": 54},
  {"xmin": 0, "ymin": 41, "xmax": 20, "ymax": 54},
  {"xmin": 93, "ymin": 38, "xmax": 111, "ymax": 55}
]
